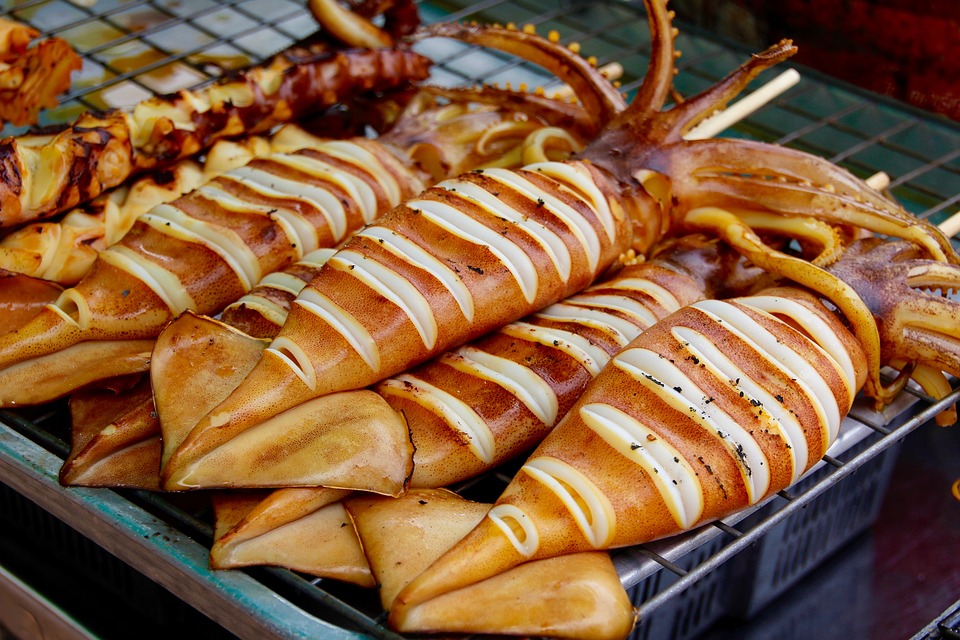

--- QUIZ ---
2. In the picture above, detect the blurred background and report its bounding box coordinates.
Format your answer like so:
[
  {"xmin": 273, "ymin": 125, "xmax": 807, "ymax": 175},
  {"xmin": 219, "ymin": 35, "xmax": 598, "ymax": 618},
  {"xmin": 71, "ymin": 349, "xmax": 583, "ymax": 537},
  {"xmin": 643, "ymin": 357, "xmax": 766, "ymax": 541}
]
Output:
[{"xmin": 672, "ymin": 0, "xmax": 960, "ymax": 123}]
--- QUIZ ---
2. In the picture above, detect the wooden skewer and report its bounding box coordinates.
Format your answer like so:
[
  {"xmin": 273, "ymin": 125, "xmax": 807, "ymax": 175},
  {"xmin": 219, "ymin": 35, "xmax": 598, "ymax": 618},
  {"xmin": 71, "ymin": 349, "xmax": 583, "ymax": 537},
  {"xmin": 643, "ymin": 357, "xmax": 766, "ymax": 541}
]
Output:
[
  {"xmin": 685, "ymin": 69, "xmax": 801, "ymax": 140},
  {"xmin": 938, "ymin": 210, "xmax": 960, "ymax": 238}
]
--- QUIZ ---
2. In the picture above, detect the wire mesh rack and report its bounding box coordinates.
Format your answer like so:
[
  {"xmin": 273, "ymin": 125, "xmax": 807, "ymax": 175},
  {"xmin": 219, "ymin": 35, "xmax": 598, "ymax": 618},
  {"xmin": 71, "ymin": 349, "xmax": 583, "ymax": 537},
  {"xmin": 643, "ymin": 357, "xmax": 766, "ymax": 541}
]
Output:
[{"xmin": 1, "ymin": 0, "xmax": 959, "ymax": 638}]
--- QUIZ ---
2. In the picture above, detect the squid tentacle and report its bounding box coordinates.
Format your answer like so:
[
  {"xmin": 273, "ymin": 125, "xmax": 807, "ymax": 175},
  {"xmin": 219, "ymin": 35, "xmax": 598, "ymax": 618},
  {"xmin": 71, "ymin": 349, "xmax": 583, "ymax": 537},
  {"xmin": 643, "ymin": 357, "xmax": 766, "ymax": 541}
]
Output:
[
  {"xmin": 413, "ymin": 22, "xmax": 627, "ymax": 132},
  {"xmin": 0, "ymin": 44, "xmax": 433, "ymax": 228},
  {"xmin": 683, "ymin": 206, "xmax": 893, "ymax": 403},
  {"xmin": 617, "ymin": 0, "xmax": 678, "ymax": 120},
  {"xmin": 659, "ymin": 137, "xmax": 954, "ymax": 256},
  {"xmin": 308, "ymin": 0, "xmax": 419, "ymax": 48},
  {"xmin": 413, "ymin": 85, "xmax": 599, "ymax": 140},
  {"xmin": 828, "ymin": 238, "xmax": 960, "ymax": 380},
  {"xmin": 658, "ymin": 40, "xmax": 798, "ymax": 143}
]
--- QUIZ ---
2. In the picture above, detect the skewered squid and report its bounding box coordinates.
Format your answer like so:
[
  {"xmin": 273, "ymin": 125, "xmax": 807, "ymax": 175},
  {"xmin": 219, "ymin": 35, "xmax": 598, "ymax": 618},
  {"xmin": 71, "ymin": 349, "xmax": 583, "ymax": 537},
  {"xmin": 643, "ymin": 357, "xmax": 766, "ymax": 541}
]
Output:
[
  {"xmin": 389, "ymin": 238, "xmax": 960, "ymax": 632},
  {"xmin": 163, "ymin": 0, "xmax": 958, "ymax": 483},
  {"xmin": 0, "ymin": 24, "xmax": 432, "ymax": 228},
  {"xmin": 0, "ymin": 136, "xmax": 274, "ymax": 285}
]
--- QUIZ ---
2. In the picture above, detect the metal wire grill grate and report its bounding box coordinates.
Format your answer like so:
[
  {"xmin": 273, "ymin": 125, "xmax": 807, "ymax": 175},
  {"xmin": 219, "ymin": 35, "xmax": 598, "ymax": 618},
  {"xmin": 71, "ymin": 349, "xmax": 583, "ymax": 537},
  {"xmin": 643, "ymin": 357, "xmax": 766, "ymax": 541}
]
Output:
[{"xmin": 0, "ymin": 1, "xmax": 959, "ymax": 638}]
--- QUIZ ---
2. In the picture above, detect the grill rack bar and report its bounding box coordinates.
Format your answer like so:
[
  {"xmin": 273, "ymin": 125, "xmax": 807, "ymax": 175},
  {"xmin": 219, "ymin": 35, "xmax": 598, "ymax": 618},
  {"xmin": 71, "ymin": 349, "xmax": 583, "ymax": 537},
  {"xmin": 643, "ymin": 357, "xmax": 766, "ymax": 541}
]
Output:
[{"xmin": 1, "ymin": 0, "xmax": 959, "ymax": 638}]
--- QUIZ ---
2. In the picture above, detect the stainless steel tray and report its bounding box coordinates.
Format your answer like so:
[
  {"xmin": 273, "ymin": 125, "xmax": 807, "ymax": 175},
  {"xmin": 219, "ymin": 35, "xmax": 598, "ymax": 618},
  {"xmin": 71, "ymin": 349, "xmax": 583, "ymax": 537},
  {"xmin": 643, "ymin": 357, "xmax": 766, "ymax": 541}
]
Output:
[{"xmin": 1, "ymin": 1, "xmax": 959, "ymax": 638}]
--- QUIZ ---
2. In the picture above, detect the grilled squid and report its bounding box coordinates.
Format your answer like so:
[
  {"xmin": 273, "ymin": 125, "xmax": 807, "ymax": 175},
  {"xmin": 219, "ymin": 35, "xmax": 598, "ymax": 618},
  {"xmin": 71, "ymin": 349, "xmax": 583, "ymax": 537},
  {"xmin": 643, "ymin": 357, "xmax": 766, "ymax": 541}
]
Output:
[
  {"xmin": 0, "ymin": 17, "xmax": 81, "ymax": 127},
  {"xmin": 0, "ymin": 19, "xmax": 628, "ymax": 408},
  {"xmin": 0, "ymin": 41, "xmax": 431, "ymax": 228},
  {"xmin": 0, "ymin": 136, "xmax": 274, "ymax": 285},
  {"xmin": 388, "ymin": 295, "xmax": 859, "ymax": 621},
  {"xmin": 390, "ymin": 239, "xmax": 960, "ymax": 629},
  {"xmin": 152, "ymin": 236, "xmax": 751, "ymax": 490}
]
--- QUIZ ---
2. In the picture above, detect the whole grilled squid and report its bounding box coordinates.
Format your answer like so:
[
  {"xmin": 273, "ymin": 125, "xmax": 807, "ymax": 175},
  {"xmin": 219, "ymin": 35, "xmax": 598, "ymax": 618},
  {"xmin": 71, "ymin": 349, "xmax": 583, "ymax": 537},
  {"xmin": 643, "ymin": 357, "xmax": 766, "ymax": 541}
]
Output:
[
  {"xmin": 0, "ymin": 136, "xmax": 275, "ymax": 285},
  {"xmin": 389, "ymin": 238, "xmax": 960, "ymax": 633},
  {"xmin": 0, "ymin": 41, "xmax": 432, "ymax": 229}
]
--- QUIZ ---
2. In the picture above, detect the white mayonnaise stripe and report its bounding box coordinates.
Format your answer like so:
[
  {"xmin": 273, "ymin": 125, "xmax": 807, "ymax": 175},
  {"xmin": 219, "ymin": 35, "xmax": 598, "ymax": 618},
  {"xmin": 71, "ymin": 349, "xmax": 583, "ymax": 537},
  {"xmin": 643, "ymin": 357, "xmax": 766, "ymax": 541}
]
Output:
[
  {"xmin": 590, "ymin": 277, "xmax": 683, "ymax": 313},
  {"xmin": 672, "ymin": 326, "xmax": 805, "ymax": 482},
  {"xmin": 316, "ymin": 140, "xmax": 402, "ymax": 209},
  {"xmin": 292, "ymin": 287, "xmax": 380, "ymax": 372},
  {"xmin": 740, "ymin": 296, "xmax": 857, "ymax": 402},
  {"xmin": 223, "ymin": 165, "xmax": 346, "ymax": 244},
  {"xmin": 266, "ymin": 335, "xmax": 317, "ymax": 390},
  {"xmin": 266, "ymin": 152, "xmax": 376, "ymax": 223},
  {"xmin": 253, "ymin": 272, "xmax": 309, "ymax": 296},
  {"xmin": 329, "ymin": 251, "xmax": 438, "ymax": 350},
  {"xmin": 357, "ymin": 226, "xmax": 474, "ymax": 322},
  {"xmin": 487, "ymin": 504, "xmax": 540, "ymax": 558},
  {"xmin": 297, "ymin": 248, "xmax": 337, "ymax": 269},
  {"xmin": 226, "ymin": 296, "xmax": 287, "ymax": 328},
  {"xmin": 442, "ymin": 180, "xmax": 572, "ymax": 282},
  {"xmin": 501, "ymin": 322, "xmax": 609, "ymax": 376},
  {"xmin": 525, "ymin": 161, "xmax": 617, "ymax": 242},
  {"xmin": 445, "ymin": 346, "xmax": 559, "ymax": 426},
  {"xmin": 196, "ymin": 186, "xmax": 314, "ymax": 259},
  {"xmin": 481, "ymin": 167, "xmax": 601, "ymax": 272},
  {"xmin": 141, "ymin": 204, "xmax": 261, "ymax": 291},
  {"xmin": 100, "ymin": 246, "xmax": 195, "ymax": 313},
  {"xmin": 379, "ymin": 374, "xmax": 495, "ymax": 463},
  {"xmin": 410, "ymin": 198, "xmax": 539, "ymax": 303},
  {"xmin": 522, "ymin": 456, "xmax": 615, "ymax": 548},
  {"xmin": 533, "ymin": 303, "xmax": 633, "ymax": 347},
  {"xmin": 580, "ymin": 402, "xmax": 704, "ymax": 529},
  {"xmin": 565, "ymin": 293, "xmax": 661, "ymax": 331},
  {"xmin": 693, "ymin": 299, "xmax": 841, "ymax": 444},
  {"xmin": 614, "ymin": 347, "xmax": 772, "ymax": 505}
]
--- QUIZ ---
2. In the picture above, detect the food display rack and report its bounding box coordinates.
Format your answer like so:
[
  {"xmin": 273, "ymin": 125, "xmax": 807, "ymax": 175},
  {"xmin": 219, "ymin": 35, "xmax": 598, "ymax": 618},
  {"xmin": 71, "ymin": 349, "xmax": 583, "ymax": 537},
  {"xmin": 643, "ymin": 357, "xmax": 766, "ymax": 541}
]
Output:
[{"xmin": 1, "ymin": 1, "xmax": 959, "ymax": 638}]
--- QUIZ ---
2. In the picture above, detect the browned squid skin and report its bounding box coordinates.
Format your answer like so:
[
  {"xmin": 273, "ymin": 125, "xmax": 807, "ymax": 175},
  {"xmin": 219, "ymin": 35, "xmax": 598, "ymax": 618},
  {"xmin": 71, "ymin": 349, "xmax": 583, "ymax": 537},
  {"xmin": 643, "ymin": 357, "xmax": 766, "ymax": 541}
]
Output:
[
  {"xmin": 391, "ymin": 236, "xmax": 760, "ymax": 489},
  {"xmin": 60, "ymin": 377, "xmax": 161, "ymax": 490},
  {"xmin": 162, "ymin": 160, "xmax": 643, "ymax": 485},
  {"xmin": 0, "ymin": 44, "xmax": 432, "ymax": 228},
  {"xmin": 391, "ymin": 235, "xmax": 960, "ymax": 626},
  {"xmin": 0, "ymin": 17, "xmax": 631, "ymax": 409},
  {"xmin": 391, "ymin": 284, "xmax": 869, "ymax": 624},
  {"xmin": 0, "ymin": 269, "xmax": 61, "ymax": 334},
  {"xmin": 160, "ymin": 12, "xmax": 680, "ymax": 484},
  {"xmin": 0, "ymin": 136, "xmax": 425, "ymax": 407}
]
